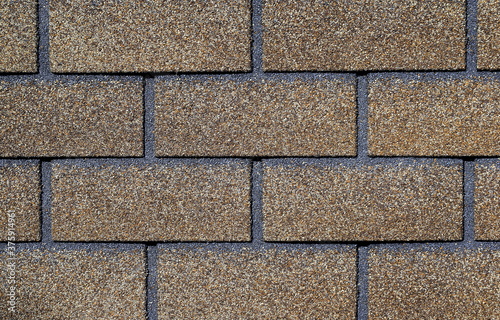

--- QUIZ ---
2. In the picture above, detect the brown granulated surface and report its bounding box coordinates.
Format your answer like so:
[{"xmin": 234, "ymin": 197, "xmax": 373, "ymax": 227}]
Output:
[
  {"xmin": 158, "ymin": 247, "xmax": 357, "ymax": 319},
  {"xmin": 477, "ymin": 0, "xmax": 500, "ymax": 69},
  {"xmin": 475, "ymin": 162, "xmax": 500, "ymax": 240},
  {"xmin": 51, "ymin": 161, "xmax": 251, "ymax": 241},
  {"xmin": 155, "ymin": 78, "xmax": 356, "ymax": 157}
]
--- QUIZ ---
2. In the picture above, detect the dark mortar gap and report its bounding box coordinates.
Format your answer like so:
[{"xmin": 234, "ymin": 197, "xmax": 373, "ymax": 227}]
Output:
[
  {"xmin": 251, "ymin": 0, "xmax": 264, "ymax": 74},
  {"xmin": 37, "ymin": 0, "xmax": 52, "ymax": 77},
  {"xmin": 251, "ymin": 161, "xmax": 264, "ymax": 245},
  {"xmin": 40, "ymin": 161, "xmax": 52, "ymax": 244},
  {"xmin": 357, "ymin": 246, "xmax": 369, "ymax": 320},
  {"xmin": 143, "ymin": 77, "xmax": 155, "ymax": 159},
  {"xmin": 463, "ymin": 160, "xmax": 475, "ymax": 242},
  {"xmin": 466, "ymin": 0, "xmax": 478, "ymax": 72},
  {"xmin": 356, "ymin": 75, "xmax": 369, "ymax": 159},
  {"xmin": 146, "ymin": 245, "xmax": 158, "ymax": 320}
]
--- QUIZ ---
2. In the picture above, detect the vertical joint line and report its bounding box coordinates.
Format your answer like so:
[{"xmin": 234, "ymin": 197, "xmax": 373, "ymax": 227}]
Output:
[
  {"xmin": 144, "ymin": 77, "xmax": 155, "ymax": 159},
  {"xmin": 466, "ymin": 0, "xmax": 478, "ymax": 72},
  {"xmin": 463, "ymin": 160, "xmax": 475, "ymax": 242},
  {"xmin": 356, "ymin": 75, "xmax": 369, "ymax": 159},
  {"xmin": 38, "ymin": 0, "xmax": 52, "ymax": 76},
  {"xmin": 40, "ymin": 161, "xmax": 53, "ymax": 244},
  {"xmin": 251, "ymin": 0, "xmax": 264, "ymax": 74},
  {"xmin": 146, "ymin": 245, "xmax": 158, "ymax": 320},
  {"xmin": 251, "ymin": 161, "xmax": 264, "ymax": 245},
  {"xmin": 357, "ymin": 245, "xmax": 369, "ymax": 320}
]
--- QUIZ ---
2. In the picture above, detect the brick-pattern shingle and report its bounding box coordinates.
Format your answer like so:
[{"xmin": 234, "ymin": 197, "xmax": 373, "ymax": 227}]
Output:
[
  {"xmin": 0, "ymin": 248, "xmax": 146, "ymax": 320},
  {"xmin": 0, "ymin": 0, "xmax": 37, "ymax": 72},
  {"xmin": 369, "ymin": 248, "xmax": 500, "ymax": 319},
  {"xmin": 51, "ymin": 161, "xmax": 251, "ymax": 241},
  {"xmin": 158, "ymin": 247, "xmax": 357, "ymax": 320},
  {"xmin": 49, "ymin": 0, "xmax": 251, "ymax": 73},
  {"xmin": 263, "ymin": 0, "xmax": 466, "ymax": 71},
  {"xmin": 475, "ymin": 162, "xmax": 500, "ymax": 240},
  {"xmin": 0, "ymin": 80, "xmax": 143, "ymax": 157},
  {"xmin": 369, "ymin": 77, "xmax": 500, "ymax": 156},
  {"xmin": 262, "ymin": 160, "xmax": 463, "ymax": 242},
  {"xmin": 478, "ymin": 0, "xmax": 500, "ymax": 70},
  {"xmin": 155, "ymin": 78, "xmax": 357, "ymax": 157},
  {"xmin": 0, "ymin": 163, "xmax": 40, "ymax": 241}
]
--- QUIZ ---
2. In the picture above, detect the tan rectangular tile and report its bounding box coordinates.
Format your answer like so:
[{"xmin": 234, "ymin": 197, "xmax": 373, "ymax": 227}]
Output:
[
  {"xmin": 478, "ymin": 0, "xmax": 500, "ymax": 70},
  {"xmin": 263, "ymin": 160, "xmax": 463, "ymax": 241},
  {"xmin": 0, "ymin": 248, "xmax": 146, "ymax": 320},
  {"xmin": 0, "ymin": 0, "xmax": 37, "ymax": 72},
  {"xmin": 51, "ymin": 161, "xmax": 251, "ymax": 241},
  {"xmin": 263, "ymin": 0, "xmax": 465, "ymax": 71},
  {"xmin": 49, "ymin": 0, "xmax": 251, "ymax": 72},
  {"xmin": 0, "ymin": 162, "xmax": 40, "ymax": 241},
  {"xmin": 369, "ymin": 248, "xmax": 500, "ymax": 319},
  {"xmin": 155, "ymin": 78, "xmax": 357, "ymax": 157},
  {"xmin": 158, "ymin": 247, "xmax": 357, "ymax": 319},
  {"xmin": 475, "ymin": 161, "xmax": 500, "ymax": 240},
  {"xmin": 369, "ymin": 77, "xmax": 500, "ymax": 156},
  {"xmin": 0, "ymin": 80, "xmax": 143, "ymax": 157}
]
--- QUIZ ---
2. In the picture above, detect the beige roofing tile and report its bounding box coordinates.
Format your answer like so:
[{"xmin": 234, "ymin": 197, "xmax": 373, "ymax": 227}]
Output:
[
  {"xmin": 0, "ymin": 0, "xmax": 37, "ymax": 72},
  {"xmin": 0, "ymin": 163, "xmax": 40, "ymax": 241},
  {"xmin": 49, "ymin": 0, "xmax": 251, "ymax": 72},
  {"xmin": 51, "ymin": 161, "xmax": 251, "ymax": 241},
  {"xmin": 369, "ymin": 248, "xmax": 500, "ymax": 319},
  {"xmin": 158, "ymin": 247, "xmax": 357, "ymax": 319},
  {"xmin": 0, "ymin": 80, "xmax": 143, "ymax": 157},
  {"xmin": 263, "ymin": 160, "xmax": 463, "ymax": 241},
  {"xmin": 478, "ymin": 0, "xmax": 500, "ymax": 70},
  {"xmin": 0, "ymin": 248, "xmax": 146, "ymax": 319},
  {"xmin": 263, "ymin": 0, "xmax": 466, "ymax": 71},
  {"xmin": 475, "ymin": 161, "xmax": 500, "ymax": 240},
  {"xmin": 155, "ymin": 78, "xmax": 357, "ymax": 157},
  {"xmin": 369, "ymin": 77, "xmax": 500, "ymax": 156}
]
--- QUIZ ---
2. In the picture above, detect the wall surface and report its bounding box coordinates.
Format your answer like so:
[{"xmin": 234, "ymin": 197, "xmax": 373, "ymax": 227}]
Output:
[{"xmin": 1, "ymin": 0, "xmax": 500, "ymax": 319}]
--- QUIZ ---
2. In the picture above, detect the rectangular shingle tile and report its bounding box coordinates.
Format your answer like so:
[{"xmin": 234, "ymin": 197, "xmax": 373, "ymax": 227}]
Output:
[
  {"xmin": 51, "ymin": 160, "xmax": 251, "ymax": 241},
  {"xmin": 262, "ymin": 0, "xmax": 465, "ymax": 71},
  {"xmin": 475, "ymin": 160, "xmax": 500, "ymax": 240},
  {"xmin": 155, "ymin": 78, "xmax": 356, "ymax": 157},
  {"xmin": 0, "ymin": 0, "xmax": 37, "ymax": 72},
  {"xmin": 369, "ymin": 248, "xmax": 500, "ymax": 319},
  {"xmin": 0, "ymin": 162, "xmax": 40, "ymax": 241},
  {"xmin": 369, "ymin": 77, "xmax": 500, "ymax": 156},
  {"xmin": 478, "ymin": 0, "xmax": 500, "ymax": 70},
  {"xmin": 262, "ymin": 160, "xmax": 463, "ymax": 241},
  {"xmin": 158, "ymin": 247, "xmax": 357, "ymax": 319},
  {"xmin": 49, "ymin": 0, "xmax": 251, "ymax": 72},
  {"xmin": 0, "ymin": 248, "xmax": 146, "ymax": 319},
  {"xmin": 0, "ymin": 80, "xmax": 143, "ymax": 157}
]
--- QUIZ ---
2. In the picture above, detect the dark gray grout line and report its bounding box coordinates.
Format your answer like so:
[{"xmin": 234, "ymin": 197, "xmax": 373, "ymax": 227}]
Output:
[
  {"xmin": 463, "ymin": 160, "xmax": 476, "ymax": 242},
  {"xmin": 251, "ymin": 161, "xmax": 264, "ymax": 246},
  {"xmin": 251, "ymin": 0, "xmax": 264, "ymax": 74},
  {"xmin": 40, "ymin": 161, "xmax": 52, "ymax": 244},
  {"xmin": 466, "ymin": 0, "xmax": 478, "ymax": 72},
  {"xmin": 143, "ymin": 77, "xmax": 155, "ymax": 159},
  {"xmin": 356, "ymin": 75, "xmax": 369, "ymax": 159},
  {"xmin": 38, "ymin": 0, "xmax": 52, "ymax": 77},
  {"xmin": 357, "ymin": 246, "xmax": 369, "ymax": 320},
  {"xmin": 146, "ymin": 245, "xmax": 158, "ymax": 320}
]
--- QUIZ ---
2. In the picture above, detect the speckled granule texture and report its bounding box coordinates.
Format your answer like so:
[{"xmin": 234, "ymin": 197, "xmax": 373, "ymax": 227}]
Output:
[
  {"xmin": 0, "ymin": 0, "xmax": 37, "ymax": 72},
  {"xmin": 262, "ymin": 161, "xmax": 463, "ymax": 241},
  {"xmin": 477, "ymin": 0, "xmax": 500, "ymax": 69},
  {"xmin": 475, "ymin": 162, "xmax": 500, "ymax": 240},
  {"xmin": 158, "ymin": 247, "xmax": 357, "ymax": 319},
  {"xmin": 155, "ymin": 78, "xmax": 356, "ymax": 157},
  {"xmin": 49, "ymin": 0, "xmax": 251, "ymax": 73},
  {"xmin": 369, "ymin": 248, "xmax": 500, "ymax": 319},
  {"xmin": 51, "ymin": 162, "xmax": 251, "ymax": 241},
  {"xmin": 0, "ymin": 248, "xmax": 146, "ymax": 320},
  {"xmin": 0, "ymin": 80, "xmax": 143, "ymax": 157},
  {"xmin": 262, "ymin": 0, "xmax": 466, "ymax": 71},
  {"xmin": 369, "ymin": 77, "xmax": 500, "ymax": 156},
  {"xmin": 0, "ymin": 164, "xmax": 40, "ymax": 241}
]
